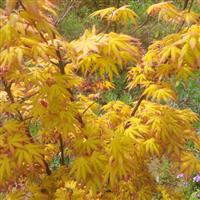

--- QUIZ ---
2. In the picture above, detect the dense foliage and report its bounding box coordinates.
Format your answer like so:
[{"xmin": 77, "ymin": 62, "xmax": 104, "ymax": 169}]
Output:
[{"xmin": 0, "ymin": 0, "xmax": 200, "ymax": 199}]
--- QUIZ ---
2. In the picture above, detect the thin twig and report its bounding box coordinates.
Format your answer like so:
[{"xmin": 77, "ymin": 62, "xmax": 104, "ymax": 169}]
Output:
[
  {"xmin": 183, "ymin": 0, "xmax": 190, "ymax": 10},
  {"xmin": 82, "ymin": 102, "xmax": 96, "ymax": 115},
  {"xmin": 55, "ymin": 0, "xmax": 76, "ymax": 26},
  {"xmin": 188, "ymin": 0, "xmax": 194, "ymax": 12},
  {"xmin": 131, "ymin": 94, "xmax": 145, "ymax": 117},
  {"xmin": 116, "ymin": 0, "xmax": 120, "ymax": 8},
  {"xmin": 18, "ymin": 92, "xmax": 39, "ymax": 103},
  {"xmin": 124, "ymin": 94, "xmax": 146, "ymax": 129},
  {"xmin": 132, "ymin": 16, "xmax": 150, "ymax": 34},
  {"xmin": 177, "ymin": 0, "xmax": 194, "ymax": 32},
  {"xmin": 59, "ymin": 134, "xmax": 65, "ymax": 165}
]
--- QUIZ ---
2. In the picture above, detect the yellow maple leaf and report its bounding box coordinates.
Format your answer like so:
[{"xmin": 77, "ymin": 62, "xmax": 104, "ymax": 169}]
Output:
[{"xmin": 143, "ymin": 83, "xmax": 176, "ymax": 102}]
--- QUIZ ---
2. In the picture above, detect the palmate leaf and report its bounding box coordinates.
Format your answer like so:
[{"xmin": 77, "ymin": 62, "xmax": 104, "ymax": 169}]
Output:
[
  {"xmin": 147, "ymin": 1, "xmax": 200, "ymax": 25},
  {"xmin": 70, "ymin": 157, "xmax": 92, "ymax": 181},
  {"xmin": 112, "ymin": 6, "xmax": 137, "ymax": 26},
  {"xmin": 176, "ymin": 64, "xmax": 194, "ymax": 83},
  {"xmin": 127, "ymin": 66, "xmax": 150, "ymax": 89},
  {"xmin": 79, "ymin": 54, "xmax": 119, "ymax": 80},
  {"xmin": 110, "ymin": 133, "xmax": 132, "ymax": 162},
  {"xmin": 89, "ymin": 152, "xmax": 106, "ymax": 173},
  {"xmin": 13, "ymin": 0, "xmax": 58, "ymax": 19},
  {"xmin": 74, "ymin": 138, "xmax": 100, "ymax": 154},
  {"xmin": 103, "ymin": 164, "xmax": 118, "ymax": 188},
  {"xmin": 71, "ymin": 27, "xmax": 106, "ymax": 58},
  {"xmin": 90, "ymin": 7, "xmax": 116, "ymax": 20},
  {"xmin": 147, "ymin": 2, "xmax": 182, "ymax": 23},
  {"xmin": 142, "ymin": 25, "xmax": 200, "ymax": 85},
  {"xmin": 183, "ymin": 11, "xmax": 200, "ymax": 26},
  {"xmin": 6, "ymin": 190, "xmax": 25, "ymax": 200},
  {"xmin": 143, "ymin": 83, "xmax": 176, "ymax": 102},
  {"xmin": 7, "ymin": 133, "xmax": 29, "ymax": 153},
  {"xmin": 14, "ymin": 144, "xmax": 44, "ymax": 166},
  {"xmin": 2, "ymin": 120, "xmax": 22, "ymax": 133},
  {"xmin": 55, "ymin": 188, "xmax": 68, "ymax": 200},
  {"xmin": 180, "ymin": 152, "xmax": 200, "ymax": 179},
  {"xmin": 142, "ymin": 138, "xmax": 160, "ymax": 156},
  {"xmin": 74, "ymin": 30, "xmax": 141, "ymax": 80},
  {"xmin": 124, "ymin": 117, "xmax": 148, "ymax": 140},
  {"xmin": 90, "ymin": 5, "xmax": 137, "ymax": 26}
]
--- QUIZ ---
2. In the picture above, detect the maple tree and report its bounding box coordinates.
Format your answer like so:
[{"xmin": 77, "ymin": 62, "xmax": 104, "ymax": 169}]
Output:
[{"xmin": 0, "ymin": 0, "xmax": 200, "ymax": 199}]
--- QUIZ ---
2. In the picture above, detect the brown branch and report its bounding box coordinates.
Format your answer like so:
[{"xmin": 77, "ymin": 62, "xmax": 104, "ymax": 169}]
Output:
[
  {"xmin": 177, "ymin": 0, "xmax": 194, "ymax": 33},
  {"xmin": 183, "ymin": 0, "xmax": 190, "ymax": 10},
  {"xmin": 52, "ymin": 33, "xmax": 67, "ymax": 164},
  {"xmin": 114, "ymin": 0, "xmax": 121, "ymax": 32},
  {"xmin": 124, "ymin": 94, "xmax": 145, "ymax": 130},
  {"xmin": 55, "ymin": 0, "xmax": 76, "ymax": 26},
  {"xmin": 18, "ymin": 0, "xmax": 26, "ymax": 10},
  {"xmin": 19, "ymin": 0, "xmax": 49, "ymax": 45},
  {"xmin": 188, "ymin": 0, "xmax": 194, "ymax": 12},
  {"xmin": 97, "ymin": 20, "xmax": 112, "ymax": 35},
  {"xmin": 52, "ymin": 26, "xmax": 86, "ymax": 165},
  {"xmin": 2, "ymin": 79, "xmax": 24, "ymax": 121},
  {"xmin": 51, "ymin": 32, "xmax": 66, "ymax": 75},
  {"xmin": 43, "ymin": 159, "xmax": 52, "ymax": 175},
  {"xmin": 1, "ymin": 78, "xmax": 52, "ymax": 175},
  {"xmin": 55, "ymin": 46, "xmax": 65, "ymax": 75},
  {"xmin": 97, "ymin": 10, "xmax": 115, "ymax": 35},
  {"xmin": 132, "ymin": 15, "xmax": 150, "ymax": 34},
  {"xmin": 23, "ymin": 116, "xmax": 34, "ymax": 121},
  {"xmin": 82, "ymin": 102, "xmax": 96, "ymax": 115},
  {"xmin": 2, "ymin": 79, "xmax": 14, "ymax": 103},
  {"xmin": 59, "ymin": 134, "xmax": 65, "ymax": 165},
  {"xmin": 18, "ymin": 92, "xmax": 39, "ymax": 103},
  {"xmin": 131, "ymin": 94, "xmax": 145, "ymax": 117},
  {"xmin": 116, "ymin": 0, "xmax": 120, "ymax": 8},
  {"xmin": 176, "ymin": 21, "xmax": 185, "ymax": 33}
]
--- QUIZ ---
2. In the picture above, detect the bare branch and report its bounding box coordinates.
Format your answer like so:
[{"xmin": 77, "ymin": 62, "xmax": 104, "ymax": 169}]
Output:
[
  {"xmin": 82, "ymin": 102, "xmax": 96, "ymax": 115},
  {"xmin": 55, "ymin": 0, "xmax": 76, "ymax": 26}
]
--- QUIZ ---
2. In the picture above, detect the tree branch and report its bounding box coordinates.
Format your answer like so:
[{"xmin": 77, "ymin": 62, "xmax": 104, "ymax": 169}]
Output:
[
  {"xmin": 188, "ymin": 0, "xmax": 194, "ymax": 12},
  {"xmin": 177, "ymin": 0, "xmax": 194, "ymax": 33},
  {"xmin": 132, "ymin": 16, "xmax": 150, "ymax": 34},
  {"xmin": 2, "ymin": 79, "xmax": 14, "ymax": 103},
  {"xmin": 18, "ymin": 92, "xmax": 39, "ymax": 103},
  {"xmin": 55, "ymin": 0, "xmax": 76, "ymax": 26},
  {"xmin": 124, "ymin": 94, "xmax": 145, "ymax": 129},
  {"xmin": 116, "ymin": 0, "xmax": 120, "ymax": 8},
  {"xmin": 59, "ymin": 134, "xmax": 65, "ymax": 165},
  {"xmin": 1, "ymin": 78, "xmax": 52, "ymax": 175},
  {"xmin": 131, "ymin": 94, "xmax": 145, "ymax": 117},
  {"xmin": 82, "ymin": 102, "xmax": 96, "ymax": 115},
  {"xmin": 183, "ymin": 0, "xmax": 190, "ymax": 10}
]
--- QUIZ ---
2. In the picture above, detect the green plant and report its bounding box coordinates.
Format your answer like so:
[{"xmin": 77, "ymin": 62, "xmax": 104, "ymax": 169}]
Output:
[{"xmin": 58, "ymin": 6, "xmax": 100, "ymax": 40}]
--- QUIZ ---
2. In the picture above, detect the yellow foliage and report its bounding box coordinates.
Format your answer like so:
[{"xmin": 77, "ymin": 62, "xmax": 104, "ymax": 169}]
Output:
[
  {"xmin": 0, "ymin": 1, "xmax": 200, "ymax": 199},
  {"xmin": 90, "ymin": 5, "xmax": 137, "ymax": 26},
  {"xmin": 147, "ymin": 1, "xmax": 200, "ymax": 25}
]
